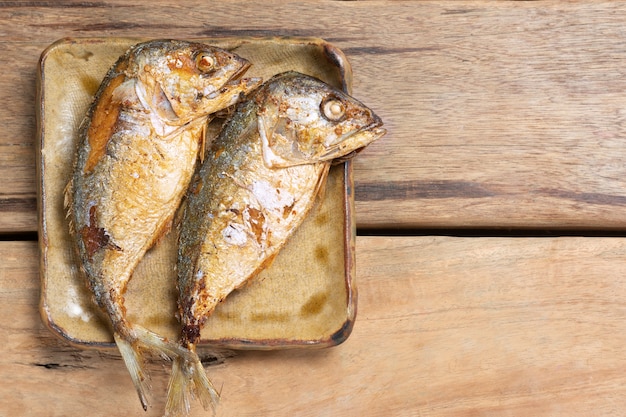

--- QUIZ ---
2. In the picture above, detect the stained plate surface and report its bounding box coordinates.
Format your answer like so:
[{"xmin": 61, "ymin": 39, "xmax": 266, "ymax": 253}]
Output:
[{"xmin": 38, "ymin": 37, "xmax": 356, "ymax": 349}]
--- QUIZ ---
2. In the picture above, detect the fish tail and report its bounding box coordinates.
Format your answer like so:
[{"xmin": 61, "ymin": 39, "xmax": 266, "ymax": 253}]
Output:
[
  {"xmin": 114, "ymin": 325, "xmax": 197, "ymax": 411},
  {"xmin": 114, "ymin": 331, "xmax": 151, "ymax": 411},
  {"xmin": 165, "ymin": 353, "xmax": 220, "ymax": 416},
  {"xmin": 132, "ymin": 324, "xmax": 192, "ymax": 360}
]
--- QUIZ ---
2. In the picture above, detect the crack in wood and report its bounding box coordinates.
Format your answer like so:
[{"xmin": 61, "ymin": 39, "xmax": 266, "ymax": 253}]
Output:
[{"xmin": 31, "ymin": 361, "xmax": 95, "ymax": 370}]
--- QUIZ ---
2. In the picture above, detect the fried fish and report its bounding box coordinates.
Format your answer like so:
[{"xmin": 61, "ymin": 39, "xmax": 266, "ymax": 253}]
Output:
[
  {"xmin": 64, "ymin": 39, "xmax": 261, "ymax": 411},
  {"xmin": 167, "ymin": 71, "xmax": 385, "ymax": 415}
]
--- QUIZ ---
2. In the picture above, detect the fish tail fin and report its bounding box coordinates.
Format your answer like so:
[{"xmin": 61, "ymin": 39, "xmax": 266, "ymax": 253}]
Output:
[
  {"xmin": 165, "ymin": 353, "xmax": 220, "ymax": 416},
  {"xmin": 115, "ymin": 325, "xmax": 195, "ymax": 411},
  {"xmin": 132, "ymin": 324, "xmax": 191, "ymax": 360},
  {"xmin": 114, "ymin": 331, "xmax": 151, "ymax": 411}
]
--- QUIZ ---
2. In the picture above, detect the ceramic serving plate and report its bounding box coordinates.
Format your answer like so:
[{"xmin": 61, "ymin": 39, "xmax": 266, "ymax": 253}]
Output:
[{"xmin": 37, "ymin": 37, "xmax": 357, "ymax": 350}]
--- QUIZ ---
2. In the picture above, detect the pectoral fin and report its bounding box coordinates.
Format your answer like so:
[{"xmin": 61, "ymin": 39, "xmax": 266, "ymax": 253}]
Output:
[
  {"xmin": 258, "ymin": 113, "xmax": 303, "ymax": 168},
  {"xmin": 152, "ymin": 84, "xmax": 178, "ymax": 121}
]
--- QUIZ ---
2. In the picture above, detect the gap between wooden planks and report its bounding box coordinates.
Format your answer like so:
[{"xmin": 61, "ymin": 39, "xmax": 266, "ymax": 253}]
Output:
[{"xmin": 2, "ymin": 237, "xmax": 625, "ymax": 416}]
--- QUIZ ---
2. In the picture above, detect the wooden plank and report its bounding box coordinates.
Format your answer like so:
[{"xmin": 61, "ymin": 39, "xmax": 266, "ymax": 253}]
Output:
[
  {"xmin": 350, "ymin": 1, "xmax": 626, "ymax": 229},
  {"xmin": 3, "ymin": 237, "xmax": 626, "ymax": 416},
  {"xmin": 3, "ymin": 1, "xmax": 626, "ymax": 232}
]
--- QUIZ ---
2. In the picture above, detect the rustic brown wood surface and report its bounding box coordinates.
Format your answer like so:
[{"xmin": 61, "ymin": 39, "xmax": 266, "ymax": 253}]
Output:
[
  {"xmin": 2, "ymin": 1, "xmax": 626, "ymax": 416},
  {"xmin": 2, "ymin": 1, "xmax": 626, "ymax": 231},
  {"xmin": 3, "ymin": 238, "xmax": 626, "ymax": 416}
]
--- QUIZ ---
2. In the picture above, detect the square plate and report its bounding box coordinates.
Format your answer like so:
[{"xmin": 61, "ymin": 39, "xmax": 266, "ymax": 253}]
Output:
[{"xmin": 37, "ymin": 37, "xmax": 357, "ymax": 350}]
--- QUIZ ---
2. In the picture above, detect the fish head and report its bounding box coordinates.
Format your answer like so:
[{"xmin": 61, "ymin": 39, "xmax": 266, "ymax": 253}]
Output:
[
  {"xmin": 129, "ymin": 40, "xmax": 262, "ymax": 125},
  {"xmin": 256, "ymin": 72, "xmax": 386, "ymax": 168}
]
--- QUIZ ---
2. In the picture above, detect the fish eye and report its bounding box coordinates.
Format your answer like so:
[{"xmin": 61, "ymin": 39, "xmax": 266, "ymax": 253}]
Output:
[
  {"xmin": 321, "ymin": 97, "xmax": 346, "ymax": 122},
  {"xmin": 196, "ymin": 52, "xmax": 216, "ymax": 73}
]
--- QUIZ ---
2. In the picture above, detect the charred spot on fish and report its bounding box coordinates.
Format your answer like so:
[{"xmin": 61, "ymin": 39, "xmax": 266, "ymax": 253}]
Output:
[
  {"xmin": 189, "ymin": 175, "xmax": 203, "ymax": 195},
  {"xmin": 195, "ymin": 276, "xmax": 206, "ymax": 291},
  {"xmin": 246, "ymin": 206, "xmax": 266, "ymax": 244},
  {"xmin": 321, "ymin": 95, "xmax": 346, "ymax": 122},
  {"xmin": 165, "ymin": 49, "xmax": 190, "ymax": 70},
  {"xmin": 257, "ymin": 93, "xmax": 281, "ymax": 110},
  {"xmin": 345, "ymin": 105, "xmax": 372, "ymax": 121},
  {"xmin": 80, "ymin": 205, "xmax": 121, "ymax": 259},
  {"xmin": 227, "ymin": 208, "xmax": 241, "ymax": 215},
  {"xmin": 254, "ymin": 95, "xmax": 266, "ymax": 107},
  {"xmin": 282, "ymin": 201, "xmax": 296, "ymax": 218},
  {"xmin": 181, "ymin": 323, "xmax": 202, "ymax": 346},
  {"xmin": 213, "ymin": 146, "xmax": 225, "ymax": 159}
]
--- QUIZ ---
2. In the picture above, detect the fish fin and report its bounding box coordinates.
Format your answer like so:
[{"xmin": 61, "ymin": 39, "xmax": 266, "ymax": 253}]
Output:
[
  {"xmin": 63, "ymin": 180, "xmax": 75, "ymax": 234},
  {"xmin": 63, "ymin": 180, "xmax": 72, "ymax": 212},
  {"xmin": 165, "ymin": 354, "xmax": 220, "ymax": 417},
  {"xmin": 165, "ymin": 357, "xmax": 192, "ymax": 416},
  {"xmin": 152, "ymin": 84, "xmax": 179, "ymax": 121},
  {"xmin": 114, "ymin": 332, "xmax": 151, "ymax": 411},
  {"xmin": 248, "ymin": 252, "xmax": 279, "ymax": 284},
  {"xmin": 115, "ymin": 325, "xmax": 199, "ymax": 411},
  {"xmin": 258, "ymin": 114, "xmax": 293, "ymax": 168},
  {"xmin": 313, "ymin": 163, "xmax": 331, "ymax": 203},
  {"xmin": 173, "ymin": 197, "xmax": 188, "ymax": 231},
  {"xmin": 132, "ymin": 324, "xmax": 194, "ymax": 361},
  {"xmin": 199, "ymin": 121, "xmax": 207, "ymax": 163},
  {"xmin": 110, "ymin": 78, "xmax": 136, "ymax": 104},
  {"xmin": 150, "ymin": 215, "xmax": 173, "ymax": 249},
  {"xmin": 198, "ymin": 115, "xmax": 222, "ymax": 162}
]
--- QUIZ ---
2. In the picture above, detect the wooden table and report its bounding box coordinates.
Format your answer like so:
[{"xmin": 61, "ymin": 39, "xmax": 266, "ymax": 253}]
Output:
[{"xmin": 2, "ymin": 1, "xmax": 626, "ymax": 416}]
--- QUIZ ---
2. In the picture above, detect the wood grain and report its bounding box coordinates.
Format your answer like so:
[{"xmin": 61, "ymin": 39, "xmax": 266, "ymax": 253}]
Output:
[
  {"xmin": 5, "ymin": 4, "xmax": 626, "ymax": 417},
  {"xmin": 1, "ymin": 1, "xmax": 626, "ymax": 231},
  {"xmin": 4, "ymin": 237, "xmax": 626, "ymax": 416}
]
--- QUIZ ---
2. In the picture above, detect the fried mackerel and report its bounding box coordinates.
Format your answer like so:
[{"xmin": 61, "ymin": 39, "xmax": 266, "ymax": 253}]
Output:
[
  {"xmin": 64, "ymin": 39, "xmax": 261, "ymax": 411},
  {"xmin": 167, "ymin": 71, "xmax": 386, "ymax": 415}
]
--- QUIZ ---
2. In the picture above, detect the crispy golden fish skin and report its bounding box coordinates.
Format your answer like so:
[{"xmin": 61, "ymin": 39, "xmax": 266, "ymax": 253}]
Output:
[
  {"xmin": 166, "ymin": 71, "xmax": 385, "ymax": 415},
  {"xmin": 64, "ymin": 39, "xmax": 261, "ymax": 411}
]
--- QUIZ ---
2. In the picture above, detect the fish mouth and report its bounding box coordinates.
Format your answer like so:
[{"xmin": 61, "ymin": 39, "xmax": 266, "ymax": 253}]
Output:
[
  {"xmin": 366, "ymin": 126, "xmax": 386, "ymax": 137},
  {"xmin": 349, "ymin": 126, "xmax": 386, "ymax": 151},
  {"xmin": 220, "ymin": 58, "xmax": 253, "ymax": 91},
  {"xmin": 231, "ymin": 59, "xmax": 252, "ymax": 81},
  {"xmin": 338, "ymin": 117, "xmax": 386, "ymax": 147},
  {"xmin": 203, "ymin": 60, "xmax": 260, "ymax": 101},
  {"xmin": 325, "ymin": 121, "xmax": 386, "ymax": 164}
]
